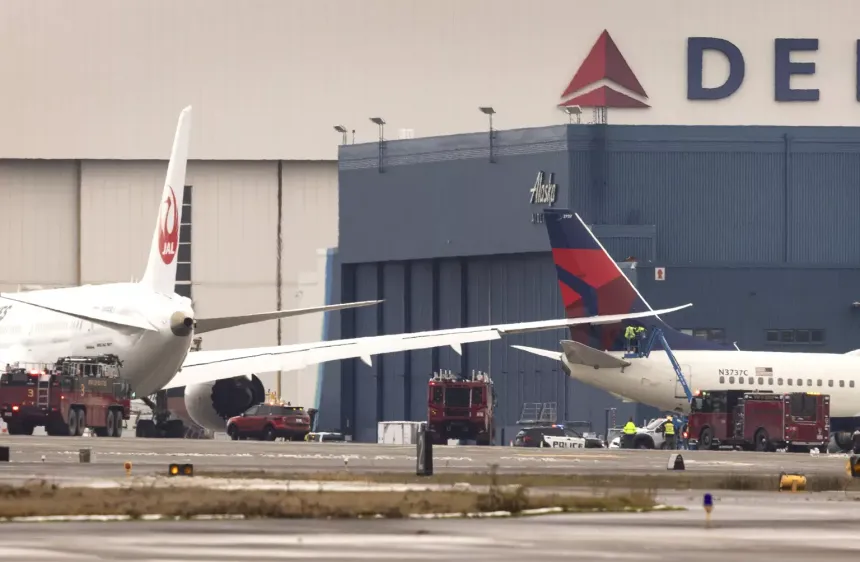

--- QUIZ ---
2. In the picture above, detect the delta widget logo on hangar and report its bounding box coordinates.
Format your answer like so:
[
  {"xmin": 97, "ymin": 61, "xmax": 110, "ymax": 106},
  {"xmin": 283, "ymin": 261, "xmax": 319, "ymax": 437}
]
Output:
[{"xmin": 559, "ymin": 30, "xmax": 649, "ymax": 110}]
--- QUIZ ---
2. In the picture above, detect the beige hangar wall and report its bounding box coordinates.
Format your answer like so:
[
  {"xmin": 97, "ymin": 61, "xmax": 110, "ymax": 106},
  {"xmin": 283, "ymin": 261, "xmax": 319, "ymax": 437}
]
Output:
[
  {"xmin": 2, "ymin": 159, "xmax": 338, "ymax": 407},
  {"xmin": 0, "ymin": 161, "xmax": 79, "ymax": 293}
]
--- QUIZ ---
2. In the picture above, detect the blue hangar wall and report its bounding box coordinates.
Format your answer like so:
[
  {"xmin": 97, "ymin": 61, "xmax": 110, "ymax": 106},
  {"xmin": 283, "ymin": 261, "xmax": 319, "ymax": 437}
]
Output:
[{"xmin": 317, "ymin": 123, "xmax": 860, "ymax": 443}]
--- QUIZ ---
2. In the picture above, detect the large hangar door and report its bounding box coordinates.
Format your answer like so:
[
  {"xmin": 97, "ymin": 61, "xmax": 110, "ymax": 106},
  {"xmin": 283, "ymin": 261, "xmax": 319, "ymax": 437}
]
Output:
[{"xmin": 341, "ymin": 252, "xmax": 657, "ymax": 442}]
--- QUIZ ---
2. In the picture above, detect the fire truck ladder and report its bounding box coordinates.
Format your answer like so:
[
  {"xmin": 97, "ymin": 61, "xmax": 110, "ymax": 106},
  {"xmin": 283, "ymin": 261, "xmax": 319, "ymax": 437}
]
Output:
[
  {"xmin": 36, "ymin": 373, "xmax": 51, "ymax": 409},
  {"xmin": 625, "ymin": 328, "xmax": 693, "ymax": 404}
]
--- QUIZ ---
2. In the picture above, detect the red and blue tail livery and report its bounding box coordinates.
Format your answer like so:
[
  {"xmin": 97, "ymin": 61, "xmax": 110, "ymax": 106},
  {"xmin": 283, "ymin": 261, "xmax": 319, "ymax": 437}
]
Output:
[{"xmin": 543, "ymin": 208, "xmax": 732, "ymax": 351}]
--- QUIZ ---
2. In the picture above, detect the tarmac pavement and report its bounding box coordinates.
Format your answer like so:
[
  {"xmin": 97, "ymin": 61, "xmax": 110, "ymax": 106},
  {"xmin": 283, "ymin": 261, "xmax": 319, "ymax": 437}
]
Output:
[
  {"xmin": 0, "ymin": 435, "xmax": 851, "ymax": 482},
  {"xmin": 1, "ymin": 491, "xmax": 859, "ymax": 560}
]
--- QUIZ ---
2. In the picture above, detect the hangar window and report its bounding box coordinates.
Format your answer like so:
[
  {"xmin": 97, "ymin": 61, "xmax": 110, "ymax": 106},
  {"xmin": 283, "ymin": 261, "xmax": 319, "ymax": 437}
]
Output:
[
  {"xmin": 765, "ymin": 329, "xmax": 826, "ymax": 345},
  {"xmin": 174, "ymin": 184, "xmax": 194, "ymax": 300},
  {"xmin": 686, "ymin": 328, "xmax": 725, "ymax": 343}
]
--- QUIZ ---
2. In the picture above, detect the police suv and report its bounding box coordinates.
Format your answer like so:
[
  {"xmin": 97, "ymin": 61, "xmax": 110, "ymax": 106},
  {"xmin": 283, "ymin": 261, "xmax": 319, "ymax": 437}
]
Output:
[{"xmin": 513, "ymin": 424, "xmax": 603, "ymax": 448}]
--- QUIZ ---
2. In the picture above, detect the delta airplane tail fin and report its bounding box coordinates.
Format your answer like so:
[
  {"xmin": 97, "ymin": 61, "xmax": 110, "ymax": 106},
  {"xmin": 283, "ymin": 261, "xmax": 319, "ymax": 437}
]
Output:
[
  {"xmin": 543, "ymin": 208, "xmax": 732, "ymax": 351},
  {"xmin": 140, "ymin": 106, "xmax": 192, "ymax": 295}
]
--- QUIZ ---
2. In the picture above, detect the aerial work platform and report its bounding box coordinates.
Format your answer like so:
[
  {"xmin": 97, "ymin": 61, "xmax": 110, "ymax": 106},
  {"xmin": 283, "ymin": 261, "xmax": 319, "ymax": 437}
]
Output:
[{"xmin": 625, "ymin": 328, "xmax": 693, "ymax": 405}]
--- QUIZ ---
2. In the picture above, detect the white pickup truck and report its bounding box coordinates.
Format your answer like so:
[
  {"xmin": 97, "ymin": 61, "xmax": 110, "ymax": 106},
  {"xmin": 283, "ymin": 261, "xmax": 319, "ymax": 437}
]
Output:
[{"xmin": 608, "ymin": 418, "xmax": 670, "ymax": 449}]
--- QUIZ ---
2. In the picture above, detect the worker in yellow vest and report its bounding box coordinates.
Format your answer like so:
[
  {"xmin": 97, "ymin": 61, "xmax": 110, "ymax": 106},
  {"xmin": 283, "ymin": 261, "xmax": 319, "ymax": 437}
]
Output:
[
  {"xmin": 663, "ymin": 415, "xmax": 676, "ymax": 450},
  {"xmin": 624, "ymin": 326, "xmax": 636, "ymax": 353},
  {"xmin": 622, "ymin": 417, "xmax": 637, "ymax": 448}
]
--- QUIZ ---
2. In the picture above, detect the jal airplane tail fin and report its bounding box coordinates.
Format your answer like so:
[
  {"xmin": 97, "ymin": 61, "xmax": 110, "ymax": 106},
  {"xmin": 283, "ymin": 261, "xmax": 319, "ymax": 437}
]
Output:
[
  {"xmin": 543, "ymin": 208, "xmax": 731, "ymax": 351},
  {"xmin": 140, "ymin": 106, "xmax": 192, "ymax": 295}
]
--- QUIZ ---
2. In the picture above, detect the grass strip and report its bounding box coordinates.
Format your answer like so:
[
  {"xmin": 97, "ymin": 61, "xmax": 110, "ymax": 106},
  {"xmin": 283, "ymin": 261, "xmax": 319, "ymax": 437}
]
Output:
[
  {"xmin": 198, "ymin": 469, "xmax": 852, "ymax": 492},
  {"xmin": 0, "ymin": 482, "xmax": 659, "ymax": 519}
]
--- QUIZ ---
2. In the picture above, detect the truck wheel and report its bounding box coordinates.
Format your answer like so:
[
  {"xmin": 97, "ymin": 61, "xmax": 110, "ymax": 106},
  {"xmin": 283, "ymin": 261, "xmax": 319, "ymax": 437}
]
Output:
[
  {"xmin": 699, "ymin": 427, "xmax": 714, "ymax": 450},
  {"xmin": 113, "ymin": 412, "xmax": 123, "ymax": 437},
  {"xmin": 754, "ymin": 429, "xmax": 770, "ymax": 452},
  {"xmin": 75, "ymin": 408, "xmax": 86, "ymax": 436},
  {"xmin": 105, "ymin": 410, "xmax": 116, "ymax": 437},
  {"xmin": 66, "ymin": 408, "xmax": 78, "ymax": 436},
  {"xmin": 634, "ymin": 436, "xmax": 653, "ymax": 449}
]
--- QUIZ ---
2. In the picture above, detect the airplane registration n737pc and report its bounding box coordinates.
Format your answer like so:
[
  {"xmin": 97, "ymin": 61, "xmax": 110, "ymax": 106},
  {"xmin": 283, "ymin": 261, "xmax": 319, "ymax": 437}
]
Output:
[
  {"xmin": 0, "ymin": 106, "xmax": 687, "ymax": 437},
  {"xmin": 513, "ymin": 208, "xmax": 860, "ymax": 451}
]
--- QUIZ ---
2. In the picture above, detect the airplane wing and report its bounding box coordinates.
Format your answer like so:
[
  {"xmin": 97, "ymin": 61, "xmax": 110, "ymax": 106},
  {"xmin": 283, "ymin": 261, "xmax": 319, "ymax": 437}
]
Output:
[
  {"xmin": 194, "ymin": 300, "xmax": 382, "ymax": 334},
  {"xmin": 0, "ymin": 293, "xmax": 157, "ymax": 332},
  {"xmin": 162, "ymin": 303, "xmax": 692, "ymax": 390}
]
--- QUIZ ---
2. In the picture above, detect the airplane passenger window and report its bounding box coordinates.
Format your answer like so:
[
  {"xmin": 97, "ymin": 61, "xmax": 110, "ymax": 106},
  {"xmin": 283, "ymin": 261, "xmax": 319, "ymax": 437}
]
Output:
[
  {"xmin": 840, "ymin": 380, "xmax": 845, "ymax": 387},
  {"xmin": 758, "ymin": 377, "xmax": 763, "ymax": 385},
  {"xmin": 829, "ymin": 380, "xmax": 834, "ymax": 387},
  {"xmin": 807, "ymin": 379, "xmax": 812, "ymax": 387},
  {"xmin": 729, "ymin": 377, "xmax": 735, "ymax": 384},
  {"xmin": 719, "ymin": 376, "xmax": 725, "ymax": 384},
  {"xmin": 778, "ymin": 378, "xmax": 783, "ymax": 385},
  {"xmin": 817, "ymin": 380, "xmax": 822, "ymax": 386},
  {"xmin": 748, "ymin": 377, "xmax": 754, "ymax": 385},
  {"xmin": 787, "ymin": 379, "xmax": 793, "ymax": 386},
  {"xmin": 797, "ymin": 379, "xmax": 803, "ymax": 386},
  {"xmin": 851, "ymin": 381, "xmax": 856, "ymax": 388},
  {"xmin": 768, "ymin": 378, "xmax": 773, "ymax": 385}
]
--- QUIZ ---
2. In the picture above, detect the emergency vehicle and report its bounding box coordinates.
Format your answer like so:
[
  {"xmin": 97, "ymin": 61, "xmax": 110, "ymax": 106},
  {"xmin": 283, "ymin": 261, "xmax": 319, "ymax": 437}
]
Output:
[
  {"xmin": 427, "ymin": 370, "xmax": 494, "ymax": 445},
  {"xmin": 687, "ymin": 389, "xmax": 830, "ymax": 452},
  {"xmin": 0, "ymin": 355, "xmax": 131, "ymax": 437}
]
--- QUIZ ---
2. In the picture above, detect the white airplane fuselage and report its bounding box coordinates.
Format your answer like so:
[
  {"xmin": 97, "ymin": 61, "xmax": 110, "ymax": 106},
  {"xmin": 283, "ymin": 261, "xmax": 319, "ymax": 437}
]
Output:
[
  {"xmin": 0, "ymin": 284, "xmax": 194, "ymax": 397},
  {"xmin": 565, "ymin": 349, "xmax": 860, "ymax": 419}
]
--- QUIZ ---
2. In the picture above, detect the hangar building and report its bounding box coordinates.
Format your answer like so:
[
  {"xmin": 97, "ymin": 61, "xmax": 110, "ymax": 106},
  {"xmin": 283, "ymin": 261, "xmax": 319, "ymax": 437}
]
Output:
[
  {"xmin": 318, "ymin": 122, "xmax": 860, "ymax": 443},
  {"xmin": 2, "ymin": 1, "xmax": 860, "ymax": 437}
]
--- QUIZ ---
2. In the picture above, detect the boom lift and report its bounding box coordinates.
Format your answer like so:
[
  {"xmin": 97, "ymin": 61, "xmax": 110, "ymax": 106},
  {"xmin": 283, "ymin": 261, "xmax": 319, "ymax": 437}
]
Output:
[
  {"xmin": 624, "ymin": 327, "xmax": 693, "ymax": 403},
  {"xmin": 624, "ymin": 327, "xmax": 693, "ymax": 440}
]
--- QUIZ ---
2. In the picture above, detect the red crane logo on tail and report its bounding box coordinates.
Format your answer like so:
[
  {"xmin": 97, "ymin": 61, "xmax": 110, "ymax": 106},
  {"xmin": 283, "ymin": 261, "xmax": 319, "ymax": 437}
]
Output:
[{"xmin": 158, "ymin": 186, "xmax": 179, "ymax": 264}]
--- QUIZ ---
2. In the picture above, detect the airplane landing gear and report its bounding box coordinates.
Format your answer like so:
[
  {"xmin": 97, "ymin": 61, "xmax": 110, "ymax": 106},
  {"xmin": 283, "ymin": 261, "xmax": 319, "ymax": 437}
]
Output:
[{"xmin": 136, "ymin": 391, "xmax": 188, "ymax": 438}]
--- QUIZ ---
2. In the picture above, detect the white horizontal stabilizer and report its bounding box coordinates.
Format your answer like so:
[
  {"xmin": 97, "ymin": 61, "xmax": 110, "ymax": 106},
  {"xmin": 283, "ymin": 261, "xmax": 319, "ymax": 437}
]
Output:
[
  {"xmin": 510, "ymin": 345, "xmax": 563, "ymax": 362},
  {"xmin": 162, "ymin": 303, "xmax": 692, "ymax": 390},
  {"xmin": 194, "ymin": 300, "xmax": 382, "ymax": 334},
  {"xmin": 0, "ymin": 292, "xmax": 156, "ymax": 332}
]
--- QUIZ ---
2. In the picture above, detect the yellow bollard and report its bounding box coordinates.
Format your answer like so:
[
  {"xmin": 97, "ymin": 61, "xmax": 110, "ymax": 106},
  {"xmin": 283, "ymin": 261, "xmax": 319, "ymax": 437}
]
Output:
[
  {"xmin": 778, "ymin": 472, "xmax": 806, "ymax": 492},
  {"xmin": 124, "ymin": 461, "xmax": 132, "ymax": 477}
]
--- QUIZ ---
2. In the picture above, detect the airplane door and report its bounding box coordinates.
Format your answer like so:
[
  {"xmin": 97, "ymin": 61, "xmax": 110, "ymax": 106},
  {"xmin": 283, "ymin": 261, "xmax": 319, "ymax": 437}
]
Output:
[{"xmin": 674, "ymin": 364, "xmax": 692, "ymax": 399}]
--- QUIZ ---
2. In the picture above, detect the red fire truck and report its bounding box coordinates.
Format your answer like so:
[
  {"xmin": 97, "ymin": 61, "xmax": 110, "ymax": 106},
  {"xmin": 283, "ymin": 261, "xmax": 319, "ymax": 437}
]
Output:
[
  {"xmin": 427, "ymin": 369, "xmax": 494, "ymax": 445},
  {"xmin": 687, "ymin": 389, "xmax": 830, "ymax": 452},
  {"xmin": 0, "ymin": 355, "xmax": 132, "ymax": 437}
]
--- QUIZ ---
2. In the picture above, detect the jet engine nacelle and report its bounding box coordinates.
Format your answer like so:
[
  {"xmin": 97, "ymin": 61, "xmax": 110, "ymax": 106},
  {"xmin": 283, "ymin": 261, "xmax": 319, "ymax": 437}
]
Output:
[{"xmin": 183, "ymin": 375, "xmax": 266, "ymax": 432}]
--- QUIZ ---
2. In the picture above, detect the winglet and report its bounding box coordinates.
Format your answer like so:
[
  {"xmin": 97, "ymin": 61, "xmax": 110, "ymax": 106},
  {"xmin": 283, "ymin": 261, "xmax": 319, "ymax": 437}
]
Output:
[
  {"xmin": 140, "ymin": 106, "xmax": 192, "ymax": 295},
  {"xmin": 194, "ymin": 300, "xmax": 383, "ymax": 334}
]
